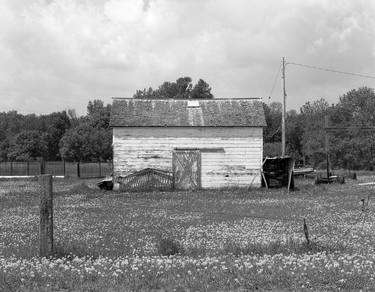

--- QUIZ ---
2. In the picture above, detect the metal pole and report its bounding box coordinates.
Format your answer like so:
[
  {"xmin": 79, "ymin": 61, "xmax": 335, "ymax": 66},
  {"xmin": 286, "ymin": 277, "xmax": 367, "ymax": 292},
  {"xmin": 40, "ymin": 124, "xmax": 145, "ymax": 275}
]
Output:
[{"xmin": 282, "ymin": 57, "xmax": 287, "ymax": 156}]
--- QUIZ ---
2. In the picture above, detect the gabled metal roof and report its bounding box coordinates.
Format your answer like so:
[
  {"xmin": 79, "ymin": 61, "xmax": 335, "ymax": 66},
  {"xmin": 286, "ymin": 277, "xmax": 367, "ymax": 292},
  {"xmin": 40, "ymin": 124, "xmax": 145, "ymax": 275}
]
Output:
[{"xmin": 110, "ymin": 98, "xmax": 266, "ymax": 127}]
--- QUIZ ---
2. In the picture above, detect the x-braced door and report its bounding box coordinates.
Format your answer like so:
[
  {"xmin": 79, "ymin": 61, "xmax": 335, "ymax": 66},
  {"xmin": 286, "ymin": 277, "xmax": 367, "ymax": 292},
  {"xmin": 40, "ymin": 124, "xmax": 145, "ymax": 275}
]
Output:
[{"xmin": 172, "ymin": 150, "xmax": 201, "ymax": 190}]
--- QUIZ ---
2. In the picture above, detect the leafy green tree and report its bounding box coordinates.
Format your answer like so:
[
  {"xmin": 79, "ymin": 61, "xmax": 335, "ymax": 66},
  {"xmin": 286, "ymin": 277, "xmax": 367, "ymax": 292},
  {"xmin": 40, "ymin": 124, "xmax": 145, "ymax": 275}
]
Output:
[
  {"xmin": 329, "ymin": 87, "xmax": 375, "ymax": 170},
  {"xmin": 133, "ymin": 77, "xmax": 213, "ymax": 99},
  {"xmin": 133, "ymin": 87, "xmax": 159, "ymax": 99},
  {"xmin": 262, "ymin": 102, "xmax": 282, "ymax": 158},
  {"xmin": 87, "ymin": 100, "xmax": 112, "ymax": 128},
  {"xmin": 299, "ymin": 98, "xmax": 330, "ymax": 167},
  {"xmin": 7, "ymin": 130, "xmax": 48, "ymax": 161},
  {"xmin": 59, "ymin": 100, "xmax": 112, "ymax": 162},
  {"xmin": 43, "ymin": 111, "xmax": 71, "ymax": 160},
  {"xmin": 59, "ymin": 123, "xmax": 112, "ymax": 162},
  {"xmin": 191, "ymin": 79, "xmax": 213, "ymax": 99},
  {"xmin": 286, "ymin": 109, "xmax": 304, "ymax": 163},
  {"xmin": 262, "ymin": 103, "xmax": 303, "ymax": 160},
  {"xmin": 175, "ymin": 77, "xmax": 193, "ymax": 98},
  {"xmin": 0, "ymin": 139, "xmax": 9, "ymax": 161},
  {"xmin": 2, "ymin": 111, "xmax": 21, "ymax": 136},
  {"xmin": 263, "ymin": 102, "xmax": 282, "ymax": 143},
  {"xmin": 263, "ymin": 142, "xmax": 282, "ymax": 157}
]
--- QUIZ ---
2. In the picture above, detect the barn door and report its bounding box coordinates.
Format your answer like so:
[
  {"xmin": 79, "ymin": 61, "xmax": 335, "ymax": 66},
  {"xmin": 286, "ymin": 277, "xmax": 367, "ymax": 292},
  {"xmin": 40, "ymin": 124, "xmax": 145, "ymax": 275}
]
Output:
[{"xmin": 172, "ymin": 150, "xmax": 201, "ymax": 190}]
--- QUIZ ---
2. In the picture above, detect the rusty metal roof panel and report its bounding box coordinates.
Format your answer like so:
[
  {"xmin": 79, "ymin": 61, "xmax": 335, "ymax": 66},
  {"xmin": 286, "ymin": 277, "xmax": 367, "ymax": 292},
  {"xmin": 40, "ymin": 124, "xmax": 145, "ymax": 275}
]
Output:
[{"xmin": 110, "ymin": 98, "xmax": 266, "ymax": 127}]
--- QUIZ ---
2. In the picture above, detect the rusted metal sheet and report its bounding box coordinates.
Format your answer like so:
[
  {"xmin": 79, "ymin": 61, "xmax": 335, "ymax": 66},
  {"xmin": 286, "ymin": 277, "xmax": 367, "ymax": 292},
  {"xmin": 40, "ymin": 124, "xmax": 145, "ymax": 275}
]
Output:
[
  {"xmin": 172, "ymin": 150, "xmax": 201, "ymax": 190},
  {"xmin": 110, "ymin": 99, "xmax": 266, "ymax": 127},
  {"xmin": 261, "ymin": 156, "xmax": 295, "ymax": 192}
]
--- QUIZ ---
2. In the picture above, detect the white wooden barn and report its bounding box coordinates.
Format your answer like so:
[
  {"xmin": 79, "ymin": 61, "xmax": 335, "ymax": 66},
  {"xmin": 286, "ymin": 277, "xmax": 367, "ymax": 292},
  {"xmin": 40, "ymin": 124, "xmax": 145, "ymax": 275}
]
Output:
[{"xmin": 110, "ymin": 98, "xmax": 266, "ymax": 189}]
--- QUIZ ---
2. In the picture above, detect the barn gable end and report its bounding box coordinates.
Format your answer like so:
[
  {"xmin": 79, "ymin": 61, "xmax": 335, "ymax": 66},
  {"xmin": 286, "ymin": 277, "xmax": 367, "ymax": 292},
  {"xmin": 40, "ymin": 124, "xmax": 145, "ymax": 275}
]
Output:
[{"xmin": 111, "ymin": 98, "xmax": 266, "ymax": 189}]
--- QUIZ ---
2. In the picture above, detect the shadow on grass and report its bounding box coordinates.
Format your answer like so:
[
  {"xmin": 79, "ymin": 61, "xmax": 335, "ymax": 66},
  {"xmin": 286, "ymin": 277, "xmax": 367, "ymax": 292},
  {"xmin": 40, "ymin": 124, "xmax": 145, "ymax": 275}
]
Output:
[
  {"xmin": 222, "ymin": 238, "xmax": 346, "ymax": 256},
  {"xmin": 53, "ymin": 241, "xmax": 99, "ymax": 260}
]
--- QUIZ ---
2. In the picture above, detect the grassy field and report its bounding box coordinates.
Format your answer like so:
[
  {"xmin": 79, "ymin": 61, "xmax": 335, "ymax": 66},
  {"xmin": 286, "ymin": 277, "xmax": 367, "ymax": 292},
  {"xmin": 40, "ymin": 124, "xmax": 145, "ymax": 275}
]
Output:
[{"xmin": 1, "ymin": 176, "xmax": 375, "ymax": 291}]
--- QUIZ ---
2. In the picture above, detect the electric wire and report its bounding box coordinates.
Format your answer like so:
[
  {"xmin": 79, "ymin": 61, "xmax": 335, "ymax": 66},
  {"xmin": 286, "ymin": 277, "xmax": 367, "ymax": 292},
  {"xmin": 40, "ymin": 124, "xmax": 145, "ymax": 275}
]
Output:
[{"xmin": 287, "ymin": 62, "xmax": 375, "ymax": 80}]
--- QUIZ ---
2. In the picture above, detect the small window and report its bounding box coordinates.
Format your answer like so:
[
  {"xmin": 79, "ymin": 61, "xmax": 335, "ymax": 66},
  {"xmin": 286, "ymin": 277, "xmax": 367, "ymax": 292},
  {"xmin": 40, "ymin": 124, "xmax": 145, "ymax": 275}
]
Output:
[{"xmin": 187, "ymin": 100, "xmax": 200, "ymax": 108}]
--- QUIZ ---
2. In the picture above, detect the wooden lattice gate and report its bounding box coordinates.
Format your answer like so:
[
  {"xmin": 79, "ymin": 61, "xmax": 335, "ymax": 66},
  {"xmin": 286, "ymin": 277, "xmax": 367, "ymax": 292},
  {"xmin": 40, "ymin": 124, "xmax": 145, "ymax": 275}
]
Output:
[{"xmin": 172, "ymin": 150, "xmax": 201, "ymax": 190}]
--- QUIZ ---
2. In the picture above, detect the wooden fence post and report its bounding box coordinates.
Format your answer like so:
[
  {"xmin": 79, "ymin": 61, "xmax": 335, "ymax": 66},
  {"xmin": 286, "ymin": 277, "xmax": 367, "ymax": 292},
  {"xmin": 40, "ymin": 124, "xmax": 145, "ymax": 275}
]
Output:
[
  {"xmin": 99, "ymin": 161, "xmax": 102, "ymax": 177},
  {"xmin": 303, "ymin": 218, "xmax": 310, "ymax": 245},
  {"xmin": 63, "ymin": 160, "xmax": 66, "ymax": 177},
  {"xmin": 77, "ymin": 162, "xmax": 80, "ymax": 178},
  {"xmin": 39, "ymin": 174, "xmax": 53, "ymax": 257},
  {"xmin": 40, "ymin": 160, "xmax": 46, "ymax": 175}
]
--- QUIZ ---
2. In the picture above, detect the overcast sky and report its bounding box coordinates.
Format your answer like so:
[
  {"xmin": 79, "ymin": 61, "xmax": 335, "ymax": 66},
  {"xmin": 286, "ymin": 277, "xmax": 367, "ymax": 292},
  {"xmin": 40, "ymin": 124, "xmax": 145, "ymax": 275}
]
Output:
[{"xmin": 1, "ymin": 0, "xmax": 375, "ymax": 115}]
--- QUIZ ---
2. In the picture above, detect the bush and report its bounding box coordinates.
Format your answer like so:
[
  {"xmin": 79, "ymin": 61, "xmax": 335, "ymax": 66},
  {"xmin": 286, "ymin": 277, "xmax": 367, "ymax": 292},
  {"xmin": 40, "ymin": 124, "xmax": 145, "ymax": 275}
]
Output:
[{"xmin": 156, "ymin": 237, "xmax": 184, "ymax": 256}]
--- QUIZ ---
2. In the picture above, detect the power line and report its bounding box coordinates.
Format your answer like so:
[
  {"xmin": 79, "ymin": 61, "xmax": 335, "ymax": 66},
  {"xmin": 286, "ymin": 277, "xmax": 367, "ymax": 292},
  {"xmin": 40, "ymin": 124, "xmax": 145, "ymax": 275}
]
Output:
[{"xmin": 287, "ymin": 62, "xmax": 375, "ymax": 80}]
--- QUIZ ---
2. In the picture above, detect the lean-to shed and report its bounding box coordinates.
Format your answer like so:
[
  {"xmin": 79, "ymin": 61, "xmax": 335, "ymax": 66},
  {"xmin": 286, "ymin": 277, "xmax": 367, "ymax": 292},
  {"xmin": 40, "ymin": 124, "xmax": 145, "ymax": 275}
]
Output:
[{"xmin": 110, "ymin": 98, "xmax": 266, "ymax": 189}]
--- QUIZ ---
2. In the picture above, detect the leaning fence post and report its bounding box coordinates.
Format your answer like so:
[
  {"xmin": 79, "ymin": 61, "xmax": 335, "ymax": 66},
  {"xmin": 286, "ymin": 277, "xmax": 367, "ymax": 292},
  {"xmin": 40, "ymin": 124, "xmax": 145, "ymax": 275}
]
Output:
[
  {"xmin": 39, "ymin": 174, "xmax": 53, "ymax": 257},
  {"xmin": 303, "ymin": 218, "xmax": 310, "ymax": 245}
]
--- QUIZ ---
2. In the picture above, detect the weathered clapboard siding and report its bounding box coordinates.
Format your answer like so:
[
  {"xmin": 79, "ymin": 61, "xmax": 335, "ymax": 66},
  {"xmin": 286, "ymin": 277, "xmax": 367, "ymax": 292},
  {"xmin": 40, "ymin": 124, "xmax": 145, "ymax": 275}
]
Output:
[{"xmin": 113, "ymin": 127, "xmax": 263, "ymax": 188}]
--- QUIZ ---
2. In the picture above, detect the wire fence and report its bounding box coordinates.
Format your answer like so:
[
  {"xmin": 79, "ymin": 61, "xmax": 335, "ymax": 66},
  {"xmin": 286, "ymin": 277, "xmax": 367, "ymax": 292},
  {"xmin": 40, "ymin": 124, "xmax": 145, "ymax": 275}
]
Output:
[{"xmin": 0, "ymin": 161, "xmax": 113, "ymax": 178}]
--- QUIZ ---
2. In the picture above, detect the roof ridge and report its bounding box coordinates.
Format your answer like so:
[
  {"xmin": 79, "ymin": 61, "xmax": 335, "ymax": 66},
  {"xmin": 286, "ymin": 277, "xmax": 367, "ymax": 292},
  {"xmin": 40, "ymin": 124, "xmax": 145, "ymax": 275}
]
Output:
[{"xmin": 111, "ymin": 97, "xmax": 262, "ymax": 100}]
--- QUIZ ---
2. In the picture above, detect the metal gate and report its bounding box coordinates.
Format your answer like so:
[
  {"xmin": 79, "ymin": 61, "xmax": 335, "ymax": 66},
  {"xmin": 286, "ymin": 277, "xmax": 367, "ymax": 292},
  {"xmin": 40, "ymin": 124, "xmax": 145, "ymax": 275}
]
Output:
[{"xmin": 172, "ymin": 150, "xmax": 201, "ymax": 190}]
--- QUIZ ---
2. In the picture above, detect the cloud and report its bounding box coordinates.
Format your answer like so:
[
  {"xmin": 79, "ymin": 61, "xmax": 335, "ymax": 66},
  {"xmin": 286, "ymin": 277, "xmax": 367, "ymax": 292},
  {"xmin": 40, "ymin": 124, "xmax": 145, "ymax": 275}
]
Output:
[{"xmin": 0, "ymin": 0, "xmax": 375, "ymax": 114}]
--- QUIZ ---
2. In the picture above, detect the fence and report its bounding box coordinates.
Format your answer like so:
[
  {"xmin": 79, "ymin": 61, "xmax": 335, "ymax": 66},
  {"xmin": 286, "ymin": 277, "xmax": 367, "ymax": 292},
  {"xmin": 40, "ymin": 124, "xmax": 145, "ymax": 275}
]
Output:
[{"xmin": 0, "ymin": 161, "xmax": 113, "ymax": 178}]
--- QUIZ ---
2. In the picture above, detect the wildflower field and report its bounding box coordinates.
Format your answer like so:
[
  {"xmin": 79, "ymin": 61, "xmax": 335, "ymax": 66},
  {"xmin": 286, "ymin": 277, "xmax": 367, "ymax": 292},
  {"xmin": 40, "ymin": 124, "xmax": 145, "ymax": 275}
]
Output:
[{"xmin": 1, "ymin": 175, "xmax": 374, "ymax": 291}]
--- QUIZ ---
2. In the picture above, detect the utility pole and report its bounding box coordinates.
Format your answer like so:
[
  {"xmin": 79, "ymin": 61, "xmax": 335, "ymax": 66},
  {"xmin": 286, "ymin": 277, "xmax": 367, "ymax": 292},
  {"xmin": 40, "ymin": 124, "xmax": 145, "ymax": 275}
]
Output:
[
  {"xmin": 281, "ymin": 57, "xmax": 287, "ymax": 156},
  {"xmin": 325, "ymin": 115, "xmax": 330, "ymax": 181}
]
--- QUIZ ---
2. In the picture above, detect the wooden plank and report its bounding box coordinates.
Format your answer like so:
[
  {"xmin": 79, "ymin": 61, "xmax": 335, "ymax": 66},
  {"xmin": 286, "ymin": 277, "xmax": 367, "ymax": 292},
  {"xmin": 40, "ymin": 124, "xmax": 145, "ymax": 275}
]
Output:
[
  {"xmin": 174, "ymin": 147, "xmax": 225, "ymax": 153},
  {"xmin": 114, "ymin": 143, "xmax": 262, "ymax": 150},
  {"xmin": 114, "ymin": 127, "xmax": 262, "ymax": 138},
  {"xmin": 198, "ymin": 152, "xmax": 202, "ymax": 188},
  {"xmin": 113, "ymin": 127, "xmax": 263, "ymax": 189},
  {"xmin": 173, "ymin": 150, "xmax": 201, "ymax": 190},
  {"xmin": 113, "ymin": 136, "xmax": 261, "ymax": 142}
]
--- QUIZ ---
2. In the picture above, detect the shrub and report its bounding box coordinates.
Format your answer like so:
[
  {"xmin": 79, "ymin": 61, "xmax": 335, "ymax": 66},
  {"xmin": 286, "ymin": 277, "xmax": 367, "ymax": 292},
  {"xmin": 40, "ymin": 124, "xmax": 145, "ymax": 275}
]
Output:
[{"xmin": 156, "ymin": 237, "xmax": 184, "ymax": 256}]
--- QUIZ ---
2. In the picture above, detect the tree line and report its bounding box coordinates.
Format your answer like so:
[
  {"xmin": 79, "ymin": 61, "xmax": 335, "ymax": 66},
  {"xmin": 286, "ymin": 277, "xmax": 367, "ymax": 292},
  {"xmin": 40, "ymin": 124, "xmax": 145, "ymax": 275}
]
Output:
[
  {"xmin": 0, "ymin": 100, "xmax": 112, "ymax": 162},
  {"xmin": 0, "ymin": 76, "xmax": 213, "ymax": 162},
  {"xmin": 265, "ymin": 86, "xmax": 375, "ymax": 170},
  {"xmin": 1, "ymin": 79, "xmax": 374, "ymax": 170}
]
